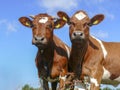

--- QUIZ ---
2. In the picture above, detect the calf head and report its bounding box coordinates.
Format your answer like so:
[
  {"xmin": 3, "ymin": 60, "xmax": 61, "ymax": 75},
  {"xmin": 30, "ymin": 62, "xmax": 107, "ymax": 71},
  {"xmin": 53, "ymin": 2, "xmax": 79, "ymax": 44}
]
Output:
[
  {"xmin": 57, "ymin": 10, "xmax": 104, "ymax": 44},
  {"xmin": 19, "ymin": 13, "xmax": 66, "ymax": 49}
]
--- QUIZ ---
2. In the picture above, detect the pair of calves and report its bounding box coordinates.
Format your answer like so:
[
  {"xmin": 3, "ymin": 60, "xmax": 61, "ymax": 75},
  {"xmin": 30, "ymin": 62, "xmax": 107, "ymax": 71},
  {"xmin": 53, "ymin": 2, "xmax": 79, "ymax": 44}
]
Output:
[{"xmin": 19, "ymin": 11, "xmax": 120, "ymax": 90}]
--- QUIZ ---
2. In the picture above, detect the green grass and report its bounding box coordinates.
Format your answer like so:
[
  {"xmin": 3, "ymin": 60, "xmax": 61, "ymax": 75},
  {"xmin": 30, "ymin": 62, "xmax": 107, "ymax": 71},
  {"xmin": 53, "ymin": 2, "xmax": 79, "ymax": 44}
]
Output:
[{"xmin": 22, "ymin": 84, "xmax": 120, "ymax": 90}]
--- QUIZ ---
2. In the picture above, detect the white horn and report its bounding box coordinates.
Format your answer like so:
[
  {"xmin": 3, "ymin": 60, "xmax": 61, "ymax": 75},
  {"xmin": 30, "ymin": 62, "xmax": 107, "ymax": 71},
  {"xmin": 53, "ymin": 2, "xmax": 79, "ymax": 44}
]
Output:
[
  {"xmin": 29, "ymin": 15, "xmax": 35, "ymax": 19},
  {"xmin": 52, "ymin": 16, "xmax": 58, "ymax": 20}
]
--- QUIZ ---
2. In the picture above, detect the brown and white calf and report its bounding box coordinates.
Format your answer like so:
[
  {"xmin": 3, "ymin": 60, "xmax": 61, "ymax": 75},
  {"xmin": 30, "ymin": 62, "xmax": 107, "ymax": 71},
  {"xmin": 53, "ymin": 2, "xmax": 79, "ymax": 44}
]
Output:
[
  {"xmin": 19, "ymin": 13, "xmax": 70, "ymax": 90},
  {"xmin": 57, "ymin": 10, "xmax": 120, "ymax": 90}
]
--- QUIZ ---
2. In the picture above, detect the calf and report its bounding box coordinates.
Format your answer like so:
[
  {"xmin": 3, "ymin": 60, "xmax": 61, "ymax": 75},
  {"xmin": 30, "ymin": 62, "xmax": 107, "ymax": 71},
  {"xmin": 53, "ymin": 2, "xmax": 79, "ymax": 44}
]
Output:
[
  {"xmin": 57, "ymin": 10, "xmax": 120, "ymax": 90},
  {"xmin": 19, "ymin": 13, "xmax": 70, "ymax": 90}
]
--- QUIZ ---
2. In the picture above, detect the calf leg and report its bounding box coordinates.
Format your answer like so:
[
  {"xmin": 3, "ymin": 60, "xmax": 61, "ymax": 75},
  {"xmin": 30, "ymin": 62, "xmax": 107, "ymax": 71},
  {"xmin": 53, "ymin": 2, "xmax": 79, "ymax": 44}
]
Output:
[
  {"xmin": 59, "ymin": 75, "xmax": 66, "ymax": 90},
  {"xmin": 43, "ymin": 80, "xmax": 49, "ymax": 90},
  {"xmin": 51, "ymin": 82, "xmax": 57, "ymax": 90},
  {"xmin": 89, "ymin": 68, "xmax": 103, "ymax": 90},
  {"xmin": 90, "ymin": 83, "xmax": 100, "ymax": 90},
  {"xmin": 83, "ymin": 65, "xmax": 103, "ymax": 90},
  {"xmin": 83, "ymin": 76, "xmax": 100, "ymax": 90}
]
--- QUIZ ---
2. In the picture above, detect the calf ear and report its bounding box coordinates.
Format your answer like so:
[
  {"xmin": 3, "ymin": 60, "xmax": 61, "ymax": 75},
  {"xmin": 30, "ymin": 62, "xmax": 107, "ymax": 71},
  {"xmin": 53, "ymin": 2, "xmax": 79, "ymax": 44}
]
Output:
[
  {"xmin": 89, "ymin": 14, "xmax": 104, "ymax": 26},
  {"xmin": 57, "ymin": 11, "xmax": 70, "ymax": 24},
  {"xmin": 19, "ymin": 17, "xmax": 33, "ymax": 28},
  {"xmin": 54, "ymin": 19, "xmax": 66, "ymax": 29}
]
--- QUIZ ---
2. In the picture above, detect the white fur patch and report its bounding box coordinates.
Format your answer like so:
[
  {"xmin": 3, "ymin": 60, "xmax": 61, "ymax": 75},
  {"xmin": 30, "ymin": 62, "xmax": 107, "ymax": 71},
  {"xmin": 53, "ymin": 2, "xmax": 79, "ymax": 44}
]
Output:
[
  {"xmin": 39, "ymin": 78, "xmax": 43, "ymax": 89},
  {"xmin": 59, "ymin": 75, "xmax": 66, "ymax": 81},
  {"xmin": 102, "ymin": 67, "xmax": 111, "ymax": 80},
  {"xmin": 74, "ymin": 86, "xmax": 85, "ymax": 90},
  {"xmin": 91, "ymin": 36, "xmax": 107, "ymax": 59},
  {"xmin": 115, "ymin": 76, "xmax": 120, "ymax": 82},
  {"xmin": 74, "ymin": 80, "xmax": 86, "ymax": 90},
  {"xmin": 64, "ymin": 45, "xmax": 70, "ymax": 58},
  {"xmin": 39, "ymin": 17, "xmax": 48, "ymax": 23},
  {"xmin": 90, "ymin": 77, "xmax": 99, "ymax": 87},
  {"xmin": 44, "ymin": 66, "xmax": 47, "ymax": 70},
  {"xmin": 75, "ymin": 12, "xmax": 86, "ymax": 20}
]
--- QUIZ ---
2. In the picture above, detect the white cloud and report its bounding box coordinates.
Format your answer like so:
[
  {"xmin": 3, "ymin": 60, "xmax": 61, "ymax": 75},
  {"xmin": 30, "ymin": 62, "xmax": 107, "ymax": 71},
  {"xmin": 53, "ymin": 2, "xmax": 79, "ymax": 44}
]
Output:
[
  {"xmin": 7, "ymin": 22, "xmax": 17, "ymax": 33},
  {"xmin": 91, "ymin": 30, "xmax": 109, "ymax": 39},
  {"xmin": 38, "ymin": 0, "xmax": 78, "ymax": 14},
  {"xmin": 98, "ymin": 7, "xmax": 115, "ymax": 20},
  {"xmin": 92, "ymin": 0, "xmax": 105, "ymax": 3},
  {"xmin": 84, "ymin": 0, "xmax": 105, "ymax": 5},
  {"xmin": 97, "ymin": 0, "xmax": 105, "ymax": 3},
  {"xmin": 89, "ymin": 10, "xmax": 114, "ymax": 21},
  {"xmin": 0, "ymin": 20, "xmax": 7, "ymax": 24},
  {"xmin": 77, "ymin": 0, "xmax": 115, "ymax": 20},
  {"xmin": 0, "ymin": 19, "xmax": 17, "ymax": 35},
  {"xmin": 85, "ymin": 5, "xmax": 115, "ymax": 21},
  {"xmin": 104, "ymin": 12, "xmax": 114, "ymax": 20}
]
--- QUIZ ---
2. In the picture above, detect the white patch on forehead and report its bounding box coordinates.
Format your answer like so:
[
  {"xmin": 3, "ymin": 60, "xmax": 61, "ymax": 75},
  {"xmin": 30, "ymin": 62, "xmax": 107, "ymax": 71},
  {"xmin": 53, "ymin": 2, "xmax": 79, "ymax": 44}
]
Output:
[
  {"xmin": 102, "ymin": 67, "xmax": 111, "ymax": 80},
  {"xmin": 75, "ymin": 12, "xmax": 86, "ymax": 20},
  {"xmin": 90, "ymin": 77, "xmax": 99, "ymax": 87},
  {"xmin": 91, "ymin": 35, "xmax": 107, "ymax": 59},
  {"xmin": 39, "ymin": 17, "xmax": 48, "ymax": 23}
]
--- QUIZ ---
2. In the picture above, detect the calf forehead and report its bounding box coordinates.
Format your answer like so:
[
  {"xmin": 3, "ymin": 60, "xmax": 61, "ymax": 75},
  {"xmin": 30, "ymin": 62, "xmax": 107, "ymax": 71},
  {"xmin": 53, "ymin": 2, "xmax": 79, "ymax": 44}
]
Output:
[
  {"xmin": 33, "ymin": 14, "xmax": 53, "ymax": 25},
  {"xmin": 71, "ymin": 10, "xmax": 90, "ymax": 24}
]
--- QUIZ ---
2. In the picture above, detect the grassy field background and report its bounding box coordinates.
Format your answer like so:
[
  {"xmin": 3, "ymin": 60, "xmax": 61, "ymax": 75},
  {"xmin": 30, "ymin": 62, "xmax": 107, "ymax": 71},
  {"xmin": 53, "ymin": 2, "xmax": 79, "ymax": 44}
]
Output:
[{"xmin": 22, "ymin": 84, "xmax": 120, "ymax": 90}]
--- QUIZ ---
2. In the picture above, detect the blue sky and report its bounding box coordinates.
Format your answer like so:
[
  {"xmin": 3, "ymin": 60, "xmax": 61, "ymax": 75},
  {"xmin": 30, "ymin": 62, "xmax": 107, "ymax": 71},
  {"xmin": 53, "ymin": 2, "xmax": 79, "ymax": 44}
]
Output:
[{"xmin": 0, "ymin": 0, "xmax": 120, "ymax": 90}]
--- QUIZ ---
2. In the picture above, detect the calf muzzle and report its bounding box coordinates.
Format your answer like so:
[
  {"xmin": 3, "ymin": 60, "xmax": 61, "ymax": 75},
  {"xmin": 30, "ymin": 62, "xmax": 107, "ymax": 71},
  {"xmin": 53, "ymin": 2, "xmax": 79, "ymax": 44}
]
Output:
[{"xmin": 32, "ymin": 36, "xmax": 47, "ymax": 48}]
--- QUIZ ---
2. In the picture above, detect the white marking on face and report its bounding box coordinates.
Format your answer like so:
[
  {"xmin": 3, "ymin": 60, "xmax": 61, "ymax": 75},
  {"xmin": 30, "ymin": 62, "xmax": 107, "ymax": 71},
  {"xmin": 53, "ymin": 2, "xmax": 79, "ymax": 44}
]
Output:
[
  {"xmin": 102, "ymin": 67, "xmax": 111, "ymax": 80},
  {"xmin": 75, "ymin": 12, "xmax": 86, "ymax": 20},
  {"xmin": 64, "ymin": 45, "xmax": 70, "ymax": 58},
  {"xmin": 91, "ymin": 36, "xmax": 107, "ymax": 59},
  {"xmin": 39, "ymin": 17, "xmax": 48, "ymax": 23},
  {"xmin": 90, "ymin": 77, "xmax": 99, "ymax": 87}
]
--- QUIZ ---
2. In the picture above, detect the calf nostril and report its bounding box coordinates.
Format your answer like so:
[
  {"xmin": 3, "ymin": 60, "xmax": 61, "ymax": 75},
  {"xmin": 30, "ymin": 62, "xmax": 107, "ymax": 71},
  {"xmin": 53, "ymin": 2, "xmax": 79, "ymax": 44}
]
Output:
[
  {"xmin": 34, "ymin": 36, "xmax": 38, "ymax": 41},
  {"xmin": 73, "ymin": 32, "xmax": 77, "ymax": 36},
  {"xmin": 40, "ymin": 37, "xmax": 44, "ymax": 41},
  {"xmin": 34, "ymin": 36, "xmax": 45, "ymax": 42},
  {"xmin": 80, "ymin": 33, "xmax": 83, "ymax": 36}
]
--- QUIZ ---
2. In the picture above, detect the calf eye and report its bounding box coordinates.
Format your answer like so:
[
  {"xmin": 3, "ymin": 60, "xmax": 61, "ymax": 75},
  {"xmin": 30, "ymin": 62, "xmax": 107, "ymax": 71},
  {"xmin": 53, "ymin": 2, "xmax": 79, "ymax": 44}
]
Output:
[
  {"xmin": 69, "ymin": 22, "xmax": 75, "ymax": 26},
  {"xmin": 29, "ymin": 23, "xmax": 34, "ymax": 28},
  {"xmin": 32, "ymin": 24, "xmax": 36, "ymax": 29},
  {"xmin": 47, "ymin": 24, "xmax": 53, "ymax": 29},
  {"xmin": 83, "ymin": 23, "xmax": 88, "ymax": 28}
]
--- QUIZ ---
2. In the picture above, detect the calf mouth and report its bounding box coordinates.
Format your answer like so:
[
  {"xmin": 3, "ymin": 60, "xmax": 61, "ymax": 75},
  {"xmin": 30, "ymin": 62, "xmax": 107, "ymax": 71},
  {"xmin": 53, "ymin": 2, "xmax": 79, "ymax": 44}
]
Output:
[
  {"xmin": 33, "ymin": 42, "xmax": 47, "ymax": 49},
  {"xmin": 71, "ymin": 38, "xmax": 85, "ymax": 44}
]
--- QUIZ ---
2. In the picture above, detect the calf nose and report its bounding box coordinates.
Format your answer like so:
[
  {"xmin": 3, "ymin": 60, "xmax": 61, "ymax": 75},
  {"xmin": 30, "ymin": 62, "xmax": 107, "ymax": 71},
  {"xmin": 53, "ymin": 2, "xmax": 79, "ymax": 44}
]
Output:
[
  {"xmin": 34, "ymin": 36, "xmax": 45, "ymax": 42},
  {"xmin": 72, "ymin": 31, "xmax": 84, "ymax": 39},
  {"xmin": 33, "ymin": 36, "xmax": 46, "ymax": 44}
]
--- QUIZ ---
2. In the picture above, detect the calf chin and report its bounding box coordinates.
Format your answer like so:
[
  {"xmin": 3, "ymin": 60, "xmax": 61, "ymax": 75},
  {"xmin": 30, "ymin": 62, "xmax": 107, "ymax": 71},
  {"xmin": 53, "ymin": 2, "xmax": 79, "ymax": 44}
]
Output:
[
  {"xmin": 71, "ymin": 39, "xmax": 87, "ymax": 48},
  {"xmin": 36, "ymin": 43, "xmax": 47, "ymax": 49}
]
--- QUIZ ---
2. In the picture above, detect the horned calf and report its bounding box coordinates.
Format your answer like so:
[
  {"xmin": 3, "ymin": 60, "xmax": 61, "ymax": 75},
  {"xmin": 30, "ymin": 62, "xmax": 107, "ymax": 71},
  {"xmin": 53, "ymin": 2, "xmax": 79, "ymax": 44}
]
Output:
[{"xmin": 19, "ymin": 13, "xmax": 70, "ymax": 90}]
